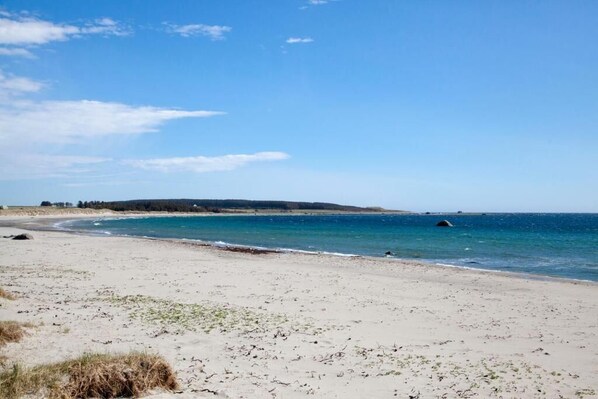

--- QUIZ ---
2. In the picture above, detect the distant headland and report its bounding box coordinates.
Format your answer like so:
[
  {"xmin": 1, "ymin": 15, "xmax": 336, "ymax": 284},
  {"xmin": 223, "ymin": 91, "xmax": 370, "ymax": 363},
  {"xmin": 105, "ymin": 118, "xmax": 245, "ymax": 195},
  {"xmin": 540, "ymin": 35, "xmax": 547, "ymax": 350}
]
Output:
[{"xmin": 72, "ymin": 199, "xmax": 402, "ymax": 214}]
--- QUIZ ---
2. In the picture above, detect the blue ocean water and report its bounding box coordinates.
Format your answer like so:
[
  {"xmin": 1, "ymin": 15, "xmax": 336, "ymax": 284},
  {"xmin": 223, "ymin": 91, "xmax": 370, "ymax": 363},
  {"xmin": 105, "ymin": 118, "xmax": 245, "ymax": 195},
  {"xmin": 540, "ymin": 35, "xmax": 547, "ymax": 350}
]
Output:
[{"xmin": 63, "ymin": 213, "xmax": 598, "ymax": 281}]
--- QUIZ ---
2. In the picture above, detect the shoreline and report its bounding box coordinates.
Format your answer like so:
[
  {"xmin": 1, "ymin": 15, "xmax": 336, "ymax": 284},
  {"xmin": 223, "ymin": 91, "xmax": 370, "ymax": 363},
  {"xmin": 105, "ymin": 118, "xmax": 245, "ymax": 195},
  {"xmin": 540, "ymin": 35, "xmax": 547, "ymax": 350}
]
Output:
[
  {"xmin": 0, "ymin": 222, "xmax": 597, "ymax": 397},
  {"xmin": 2, "ymin": 213, "xmax": 597, "ymax": 286}
]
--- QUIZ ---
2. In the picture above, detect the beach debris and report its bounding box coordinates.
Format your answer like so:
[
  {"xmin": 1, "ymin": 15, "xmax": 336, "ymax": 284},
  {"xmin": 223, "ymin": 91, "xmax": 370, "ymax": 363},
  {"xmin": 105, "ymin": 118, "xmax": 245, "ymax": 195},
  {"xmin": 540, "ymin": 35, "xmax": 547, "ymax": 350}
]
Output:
[
  {"xmin": 314, "ymin": 347, "xmax": 347, "ymax": 364},
  {"xmin": 409, "ymin": 389, "xmax": 421, "ymax": 399},
  {"xmin": 221, "ymin": 246, "xmax": 277, "ymax": 255},
  {"xmin": 11, "ymin": 233, "xmax": 34, "ymax": 240},
  {"xmin": 199, "ymin": 388, "xmax": 219, "ymax": 395},
  {"xmin": 436, "ymin": 220, "xmax": 453, "ymax": 227}
]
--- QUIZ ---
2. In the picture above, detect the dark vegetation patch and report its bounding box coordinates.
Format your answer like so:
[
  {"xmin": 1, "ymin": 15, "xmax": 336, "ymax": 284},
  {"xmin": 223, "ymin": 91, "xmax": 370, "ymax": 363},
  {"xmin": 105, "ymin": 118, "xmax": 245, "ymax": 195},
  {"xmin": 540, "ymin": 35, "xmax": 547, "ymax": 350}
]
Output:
[{"xmin": 220, "ymin": 246, "xmax": 278, "ymax": 255}]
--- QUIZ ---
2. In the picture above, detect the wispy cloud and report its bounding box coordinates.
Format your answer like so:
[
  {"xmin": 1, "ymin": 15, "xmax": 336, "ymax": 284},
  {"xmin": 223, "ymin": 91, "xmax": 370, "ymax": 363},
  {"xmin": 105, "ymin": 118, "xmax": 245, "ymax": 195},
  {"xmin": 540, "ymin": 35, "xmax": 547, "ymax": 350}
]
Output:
[
  {"xmin": 0, "ymin": 69, "xmax": 44, "ymax": 98},
  {"xmin": 163, "ymin": 23, "xmax": 231, "ymax": 40},
  {"xmin": 0, "ymin": 68, "xmax": 228, "ymax": 181},
  {"xmin": 80, "ymin": 18, "xmax": 130, "ymax": 37},
  {"xmin": 0, "ymin": 153, "xmax": 110, "ymax": 180},
  {"xmin": 0, "ymin": 47, "xmax": 34, "ymax": 58},
  {"xmin": 124, "ymin": 152, "xmax": 290, "ymax": 173},
  {"xmin": 0, "ymin": 13, "xmax": 130, "ymax": 46},
  {"xmin": 300, "ymin": 0, "xmax": 335, "ymax": 9},
  {"xmin": 0, "ymin": 98, "xmax": 223, "ymax": 145},
  {"xmin": 286, "ymin": 37, "xmax": 314, "ymax": 44}
]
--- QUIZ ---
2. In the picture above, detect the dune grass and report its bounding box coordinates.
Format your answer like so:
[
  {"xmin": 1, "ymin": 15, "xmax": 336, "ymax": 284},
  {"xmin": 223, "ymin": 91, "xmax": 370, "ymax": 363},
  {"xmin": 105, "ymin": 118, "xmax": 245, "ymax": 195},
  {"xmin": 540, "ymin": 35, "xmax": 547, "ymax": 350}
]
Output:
[
  {"xmin": 0, "ymin": 288, "xmax": 16, "ymax": 300},
  {"xmin": 0, "ymin": 352, "xmax": 178, "ymax": 399},
  {"xmin": 0, "ymin": 321, "xmax": 29, "ymax": 347}
]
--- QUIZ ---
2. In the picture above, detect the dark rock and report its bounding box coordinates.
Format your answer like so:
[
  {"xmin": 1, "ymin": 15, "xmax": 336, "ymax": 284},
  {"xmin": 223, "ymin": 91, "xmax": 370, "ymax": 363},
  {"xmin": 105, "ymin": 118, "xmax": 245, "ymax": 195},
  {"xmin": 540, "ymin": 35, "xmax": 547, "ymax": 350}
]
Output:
[
  {"xmin": 12, "ymin": 233, "xmax": 33, "ymax": 240},
  {"xmin": 385, "ymin": 251, "xmax": 393, "ymax": 256},
  {"xmin": 436, "ymin": 220, "xmax": 453, "ymax": 227}
]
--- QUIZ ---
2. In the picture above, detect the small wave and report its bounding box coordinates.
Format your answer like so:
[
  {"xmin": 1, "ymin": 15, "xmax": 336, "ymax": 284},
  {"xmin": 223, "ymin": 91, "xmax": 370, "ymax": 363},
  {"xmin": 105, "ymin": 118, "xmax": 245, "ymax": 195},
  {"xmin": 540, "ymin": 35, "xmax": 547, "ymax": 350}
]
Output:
[
  {"xmin": 277, "ymin": 247, "xmax": 360, "ymax": 257},
  {"xmin": 434, "ymin": 262, "xmax": 501, "ymax": 273},
  {"xmin": 212, "ymin": 241, "xmax": 271, "ymax": 251},
  {"xmin": 432, "ymin": 262, "xmax": 595, "ymax": 283},
  {"xmin": 52, "ymin": 220, "xmax": 70, "ymax": 230},
  {"xmin": 320, "ymin": 251, "xmax": 360, "ymax": 257}
]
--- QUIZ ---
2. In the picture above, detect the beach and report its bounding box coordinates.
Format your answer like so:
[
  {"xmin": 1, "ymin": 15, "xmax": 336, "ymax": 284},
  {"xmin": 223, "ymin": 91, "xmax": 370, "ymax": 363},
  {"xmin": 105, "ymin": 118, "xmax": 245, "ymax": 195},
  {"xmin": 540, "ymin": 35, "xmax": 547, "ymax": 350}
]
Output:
[{"xmin": 0, "ymin": 217, "xmax": 597, "ymax": 398}]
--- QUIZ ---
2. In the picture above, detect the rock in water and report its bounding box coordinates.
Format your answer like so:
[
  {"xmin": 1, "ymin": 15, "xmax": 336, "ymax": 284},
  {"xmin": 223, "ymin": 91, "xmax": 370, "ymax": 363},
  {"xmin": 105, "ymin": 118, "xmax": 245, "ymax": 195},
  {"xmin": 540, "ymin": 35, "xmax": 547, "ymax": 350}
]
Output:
[
  {"xmin": 436, "ymin": 220, "xmax": 453, "ymax": 227},
  {"xmin": 12, "ymin": 233, "xmax": 33, "ymax": 240}
]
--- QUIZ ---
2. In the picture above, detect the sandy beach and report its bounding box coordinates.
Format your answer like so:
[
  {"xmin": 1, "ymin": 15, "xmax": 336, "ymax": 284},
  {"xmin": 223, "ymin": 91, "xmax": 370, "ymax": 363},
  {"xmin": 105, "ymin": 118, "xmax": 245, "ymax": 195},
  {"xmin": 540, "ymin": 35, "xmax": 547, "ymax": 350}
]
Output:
[{"xmin": 0, "ymin": 217, "xmax": 597, "ymax": 398}]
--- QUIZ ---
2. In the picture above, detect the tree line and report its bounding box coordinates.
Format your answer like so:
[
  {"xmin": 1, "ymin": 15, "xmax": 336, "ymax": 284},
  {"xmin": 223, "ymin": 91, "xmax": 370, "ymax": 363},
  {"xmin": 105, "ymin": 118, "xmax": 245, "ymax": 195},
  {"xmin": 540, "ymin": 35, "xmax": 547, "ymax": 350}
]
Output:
[
  {"xmin": 40, "ymin": 201, "xmax": 74, "ymax": 207},
  {"xmin": 74, "ymin": 199, "xmax": 381, "ymax": 213}
]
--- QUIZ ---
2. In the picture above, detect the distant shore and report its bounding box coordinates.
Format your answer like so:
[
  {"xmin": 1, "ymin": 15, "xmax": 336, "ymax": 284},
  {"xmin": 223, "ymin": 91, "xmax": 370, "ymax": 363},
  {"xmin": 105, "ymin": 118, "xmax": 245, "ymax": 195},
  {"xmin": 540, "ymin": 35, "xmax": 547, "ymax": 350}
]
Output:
[{"xmin": 0, "ymin": 206, "xmax": 409, "ymax": 218}]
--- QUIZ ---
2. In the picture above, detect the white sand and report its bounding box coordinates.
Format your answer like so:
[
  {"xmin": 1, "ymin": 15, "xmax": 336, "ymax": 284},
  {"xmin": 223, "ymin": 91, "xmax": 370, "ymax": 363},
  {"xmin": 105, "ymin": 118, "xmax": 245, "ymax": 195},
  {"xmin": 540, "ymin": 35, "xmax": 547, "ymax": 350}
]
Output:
[{"xmin": 0, "ymin": 222, "xmax": 597, "ymax": 398}]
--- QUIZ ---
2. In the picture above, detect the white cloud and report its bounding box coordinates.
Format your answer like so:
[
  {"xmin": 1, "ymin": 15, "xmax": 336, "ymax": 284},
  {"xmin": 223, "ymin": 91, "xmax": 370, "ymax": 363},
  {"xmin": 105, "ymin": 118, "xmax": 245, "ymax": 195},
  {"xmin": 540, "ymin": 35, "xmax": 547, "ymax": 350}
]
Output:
[
  {"xmin": 164, "ymin": 23, "xmax": 231, "ymax": 40},
  {"xmin": 0, "ymin": 70, "xmax": 226, "ymax": 180},
  {"xmin": 0, "ymin": 100, "xmax": 223, "ymax": 145},
  {"xmin": 308, "ymin": 0, "xmax": 329, "ymax": 4},
  {"xmin": 0, "ymin": 69, "xmax": 44, "ymax": 95},
  {"xmin": 0, "ymin": 16, "xmax": 77, "ymax": 45},
  {"xmin": 0, "ymin": 153, "xmax": 110, "ymax": 180},
  {"xmin": 0, "ymin": 14, "xmax": 130, "ymax": 46},
  {"xmin": 0, "ymin": 47, "xmax": 34, "ymax": 57},
  {"xmin": 124, "ymin": 152, "xmax": 290, "ymax": 173},
  {"xmin": 286, "ymin": 37, "xmax": 314, "ymax": 44},
  {"xmin": 80, "ymin": 18, "xmax": 130, "ymax": 37}
]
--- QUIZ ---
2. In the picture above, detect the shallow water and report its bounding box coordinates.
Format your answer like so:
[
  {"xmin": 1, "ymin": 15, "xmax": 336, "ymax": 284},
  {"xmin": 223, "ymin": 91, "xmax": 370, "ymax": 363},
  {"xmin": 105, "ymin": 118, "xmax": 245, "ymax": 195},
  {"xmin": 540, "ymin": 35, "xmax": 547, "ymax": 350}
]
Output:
[{"xmin": 64, "ymin": 213, "xmax": 598, "ymax": 281}]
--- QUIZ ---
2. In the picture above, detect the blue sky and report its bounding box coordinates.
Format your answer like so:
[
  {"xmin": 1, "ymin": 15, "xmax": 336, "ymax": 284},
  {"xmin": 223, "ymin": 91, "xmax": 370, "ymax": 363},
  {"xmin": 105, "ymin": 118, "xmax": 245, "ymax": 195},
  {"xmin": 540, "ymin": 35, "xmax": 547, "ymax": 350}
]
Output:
[{"xmin": 0, "ymin": 1, "xmax": 596, "ymax": 212}]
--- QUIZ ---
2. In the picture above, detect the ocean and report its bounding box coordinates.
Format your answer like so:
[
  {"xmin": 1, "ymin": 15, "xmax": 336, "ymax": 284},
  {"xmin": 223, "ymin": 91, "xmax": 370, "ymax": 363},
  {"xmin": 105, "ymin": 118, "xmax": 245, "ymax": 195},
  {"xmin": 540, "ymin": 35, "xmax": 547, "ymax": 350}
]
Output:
[{"xmin": 62, "ymin": 213, "xmax": 598, "ymax": 282}]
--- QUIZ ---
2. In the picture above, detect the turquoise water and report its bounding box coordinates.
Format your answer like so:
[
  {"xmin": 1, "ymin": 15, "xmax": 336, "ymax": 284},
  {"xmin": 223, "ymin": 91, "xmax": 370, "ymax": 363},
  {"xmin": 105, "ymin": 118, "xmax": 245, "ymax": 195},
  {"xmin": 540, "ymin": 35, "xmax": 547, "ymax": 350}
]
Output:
[{"xmin": 64, "ymin": 213, "xmax": 598, "ymax": 281}]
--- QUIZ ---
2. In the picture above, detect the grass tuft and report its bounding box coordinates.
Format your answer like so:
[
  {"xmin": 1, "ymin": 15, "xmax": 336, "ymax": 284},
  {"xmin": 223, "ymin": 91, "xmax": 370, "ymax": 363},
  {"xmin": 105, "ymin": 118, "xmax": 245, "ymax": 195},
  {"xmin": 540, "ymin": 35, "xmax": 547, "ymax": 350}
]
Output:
[
  {"xmin": 0, "ymin": 352, "xmax": 178, "ymax": 399},
  {"xmin": 0, "ymin": 288, "xmax": 16, "ymax": 300},
  {"xmin": 0, "ymin": 321, "xmax": 29, "ymax": 347}
]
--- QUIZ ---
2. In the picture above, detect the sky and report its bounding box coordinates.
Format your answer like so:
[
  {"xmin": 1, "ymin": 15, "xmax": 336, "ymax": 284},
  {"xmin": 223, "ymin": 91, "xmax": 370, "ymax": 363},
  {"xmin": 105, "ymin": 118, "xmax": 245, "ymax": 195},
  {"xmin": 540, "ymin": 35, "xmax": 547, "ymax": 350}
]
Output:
[{"xmin": 0, "ymin": 0, "xmax": 596, "ymax": 212}]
